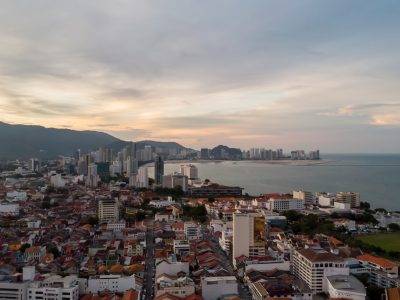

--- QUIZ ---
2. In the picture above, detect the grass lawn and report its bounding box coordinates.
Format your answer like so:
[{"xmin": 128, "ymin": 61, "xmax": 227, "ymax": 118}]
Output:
[{"xmin": 357, "ymin": 232, "xmax": 400, "ymax": 252}]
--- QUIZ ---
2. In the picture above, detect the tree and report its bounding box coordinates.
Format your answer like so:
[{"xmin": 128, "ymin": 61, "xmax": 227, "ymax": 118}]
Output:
[
  {"xmin": 136, "ymin": 211, "xmax": 146, "ymax": 221},
  {"xmin": 47, "ymin": 244, "xmax": 60, "ymax": 258},
  {"xmin": 20, "ymin": 243, "xmax": 31, "ymax": 253},
  {"xmin": 285, "ymin": 213, "xmax": 334, "ymax": 235},
  {"xmin": 207, "ymin": 197, "xmax": 215, "ymax": 203},
  {"xmin": 154, "ymin": 186, "xmax": 184, "ymax": 197},
  {"xmin": 282, "ymin": 210, "xmax": 302, "ymax": 222},
  {"xmin": 41, "ymin": 198, "xmax": 51, "ymax": 209},
  {"xmin": 388, "ymin": 223, "xmax": 400, "ymax": 231},
  {"xmin": 87, "ymin": 216, "xmax": 99, "ymax": 226},
  {"xmin": 182, "ymin": 205, "xmax": 208, "ymax": 223},
  {"xmin": 359, "ymin": 201, "xmax": 371, "ymax": 210}
]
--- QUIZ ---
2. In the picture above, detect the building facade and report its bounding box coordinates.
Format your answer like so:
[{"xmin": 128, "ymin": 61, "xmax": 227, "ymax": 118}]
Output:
[{"xmin": 232, "ymin": 212, "xmax": 266, "ymax": 264}]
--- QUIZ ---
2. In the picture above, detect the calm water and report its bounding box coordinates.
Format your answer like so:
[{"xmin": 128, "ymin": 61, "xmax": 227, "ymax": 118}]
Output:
[{"xmin": 159, "ymin": 154, "xmax": 400, "ymax": 210}]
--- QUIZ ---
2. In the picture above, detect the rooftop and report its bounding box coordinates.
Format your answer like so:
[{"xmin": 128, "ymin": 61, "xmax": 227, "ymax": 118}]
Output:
[
  {"xmin": 202, "ymin": 276, "xmax": 236, "ymax": 281},
  {"xmin": 297, "ymin": 249, "xmax": 343, "ymax": 262},
  {"xmin": 326, "ymin": 275, "xmax": 366, "ymax": 294},
  {"xmin": 357, "ymin": 253, "xmax": 397, "ymax": 269}
]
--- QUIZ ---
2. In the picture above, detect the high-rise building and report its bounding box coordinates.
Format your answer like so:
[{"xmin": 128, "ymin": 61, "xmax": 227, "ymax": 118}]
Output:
[
  {"xmin": 309, "ymin": 150, "xmax": 320, "ymax": 160},
  {"xmin": 96, "ymin": 162, "xmax": 110, "ymax": 180},
  {"xmin": 200, "ymin": 148, "xmax": 210, "ymax": 159},
  {"xmin": 143, "ymin": 145, "xmax": 153, "ymax": 161},
  {"xmin": 97, "ymin": 147, "xmax": 106, "ymax": 163},
  {"xmin": 162, "ymin": 172, "xmax": 188, "ymax": 192},
  {"xmin": 127, "ymin": 142, "xmax": 137, "ymax": 159},
  {"xmin": 249, "ymin": 148, "xmax": 261, "ymax": 159},
  {"xmin": 50, "ymin": 173, "xmax": 66, "ymax": 188},
  {"xmin": 136, "ymin": 167, "xmax": 149, "ymax": 188},
  {"xmin": 232, "ymin": 212, "xmax": 266, "ymax": 265},
  {"xmin": 132, "ymin": 166, "xmax": 148, "ymax": 188},
  {"xmin": 292, "ymin": 248, "xmax": 349, "ymax": 293},
  {"xmin": 154, "ymin": 155, "xmax": 164, "ymax": 185},
  {"xmin": 109, "ymin": 161, "xmax": 122, "ymax": 176},
  {"xmin": 336, "ymin": 192, "xmax": 360, "ymax": 208},
  {"xmin": 74, "ymin": 149, "xmax": 81, "ymax": 162},
  {"xmin": 29, "ymin": 158, "xmax": 40, "ymax": 172},
  {"xmin": 180, "ymin": 164, "xmax": 198, "ymax": 180},
  {"xmin": 293, "ymin": 190, "xmax": 315, "ymax": 206},
  {"xmin": 277, "ymin": 149, "xmax": 283, "ymax": 159},
  {"xmin": 82, "ymin": 154, "xmax": 93, "ymax": 175},
  {"xmin": 126, "ymin": 156, "xmax": 138, "ymax": 176},
  {"xmin": 98, "ymin": 198, "xmax": 119, "ymax": 222},
  {"xmin": 136, "ymin": 145, "xmax": 153, "ymax": 162},
  {"xmin": 86, "ymin": 163, "xmax": 99, "ymax": 188},
  {"xmin": 77, "ymin": 160, "xmax": 87, "ymax": 176}
]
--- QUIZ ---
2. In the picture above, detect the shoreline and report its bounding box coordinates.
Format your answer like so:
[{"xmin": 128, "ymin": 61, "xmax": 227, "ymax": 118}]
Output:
[{"xmin": 165, "ymin": 159, "xmax": 333, "ymax": 166}]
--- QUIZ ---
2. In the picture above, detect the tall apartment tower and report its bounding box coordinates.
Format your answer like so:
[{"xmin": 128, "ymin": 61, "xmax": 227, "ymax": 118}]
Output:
[
  {"xmin": 86, "ymin": 163, "xmax": 99, "ymax": 188},
  {"xmin": 128, "ymin": 142, "xmax": 137, "ymax": 159},
  {"xmin": 126, "ymin": 156, "xmax": 138, "ymax": 176},
  {"xmin": 200, "ymin": 148, "xmax": 210, "ymax": 159},
  {"xmin": 30, "ymin": 158, "xmax": 40, "ymax": 172},
  {"xmin": 292, "ymin": 248, "xmax": 349, "ymax": 293},
  {"xmin": 336, "ymin": 192, "xmax": 360, "ymax": 208},
  {"xmin": 180, "ymin": 164, "xmax": 198, "ymax": 180},
  {"xmin": 154, "ymin": 155, "xmax": 164, "ymax": 185},
  {"xmin": 293, "ymin": 190, "xmax": 315, "ymax": 206},
  {"xmin": 232, "ymin": 212, "xmax": 266, "ymax": 266},
  {"xmin": 137, "ymin": 166, "xmax": 149, "ymax": 188}
]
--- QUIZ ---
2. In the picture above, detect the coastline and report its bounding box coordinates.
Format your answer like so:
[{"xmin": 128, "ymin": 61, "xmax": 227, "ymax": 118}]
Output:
[{"xmin": 165, "ymin": 159, "xmax": 333, "ymax": 166}]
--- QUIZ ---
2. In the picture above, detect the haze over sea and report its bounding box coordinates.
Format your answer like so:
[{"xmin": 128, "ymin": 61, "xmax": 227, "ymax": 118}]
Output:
[{"xmin": 161, "ymin": 154, "xmax": 400, "ymax": 210}]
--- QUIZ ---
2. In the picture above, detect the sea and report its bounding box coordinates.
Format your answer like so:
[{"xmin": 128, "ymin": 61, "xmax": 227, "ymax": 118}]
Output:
[{"xmin": 151, "ymin": 154, "xmax": 400, "ymax": 210}]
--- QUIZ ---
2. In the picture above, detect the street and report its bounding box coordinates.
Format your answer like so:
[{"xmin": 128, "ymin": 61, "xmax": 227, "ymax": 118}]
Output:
[
  {"xmin": 210, "ymin": 236, "xmax": 252, "ymax": 299},
  {"xmin": 143, "ymin": 221, "xmax": 155, "ymax": 300}
]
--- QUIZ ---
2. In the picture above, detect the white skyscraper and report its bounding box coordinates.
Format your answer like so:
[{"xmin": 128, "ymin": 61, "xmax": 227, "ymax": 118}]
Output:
[
  {"xmin": 30, "ymin": 158, "xmax": 40, "ymax": 172},
  {"xmin": 292, "ymin": 248, "xmax": 349, "ymax": 293},
  {"xmin": 180, "ymin": 164, "xmax": 198, "ymax": 180},
  {"xmin": 131, "ymin": 166, "xmax": 148, "ymax": 188},
  {"xmin": 232, "ymin": 212, "xmax": 266, "ymax": 265}
]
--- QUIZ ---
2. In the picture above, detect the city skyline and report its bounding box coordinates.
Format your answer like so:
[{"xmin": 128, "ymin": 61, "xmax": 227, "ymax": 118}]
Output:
[
  {"xmin": 1, "ymin": 3, "xmax": 400, "ymax": 300},
  {"xmin": 1, "ymin": 1, "xmax": 400, "ymax": 153}
]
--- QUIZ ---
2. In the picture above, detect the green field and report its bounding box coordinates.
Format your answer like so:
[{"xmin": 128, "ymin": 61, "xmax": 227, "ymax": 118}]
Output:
[{"xmin": 357, "ymin": 233, "xmax": 400, "ymax": 252}]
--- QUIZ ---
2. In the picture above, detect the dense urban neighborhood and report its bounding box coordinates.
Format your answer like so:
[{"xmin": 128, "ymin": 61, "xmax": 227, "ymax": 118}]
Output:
[{"xmin": 0, "ymin": 144, "xmax": 399, "ymax": 300}]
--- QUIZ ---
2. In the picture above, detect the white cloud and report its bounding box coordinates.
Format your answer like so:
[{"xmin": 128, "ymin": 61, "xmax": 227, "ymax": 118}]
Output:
[
  {"xmin": 0, "ymin": 1, "xmax": 399, "ymax": 152},
  {"xmin": 371, "ymin": 114, "xmax": 400, "ymax": 126}
]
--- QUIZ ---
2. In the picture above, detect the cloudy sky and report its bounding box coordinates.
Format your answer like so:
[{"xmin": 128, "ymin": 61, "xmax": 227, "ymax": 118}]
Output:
[{"xmin": 1, "ymin": 1, "xmax": 400, "ymax": 152}]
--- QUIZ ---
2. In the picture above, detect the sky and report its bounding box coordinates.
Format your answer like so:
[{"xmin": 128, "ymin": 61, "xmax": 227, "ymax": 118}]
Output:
[{"xmin": 0, "ymin": 1, "xmax": 400, "ymax": 153}]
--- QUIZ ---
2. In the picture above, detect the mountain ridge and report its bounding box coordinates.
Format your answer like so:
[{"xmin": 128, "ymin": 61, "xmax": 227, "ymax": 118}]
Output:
[{"xmin": 0, "ymin": 122, "xmax": 191, "ymax": 160}]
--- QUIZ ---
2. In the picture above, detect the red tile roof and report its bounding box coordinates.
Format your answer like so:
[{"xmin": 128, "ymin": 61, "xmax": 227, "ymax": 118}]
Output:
[{"xmin": 357, "ymin": 253, "xmax": 397, "ymax": 269}]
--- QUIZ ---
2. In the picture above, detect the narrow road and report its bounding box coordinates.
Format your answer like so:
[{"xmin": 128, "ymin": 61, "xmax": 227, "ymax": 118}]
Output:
[
  {"xmin": 210, "ymin": 235, "xmax": 252, "ymax": 300},
  {"xmin": 143, "ymin": 222, "xmax": 155, "ymax": 300}
]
